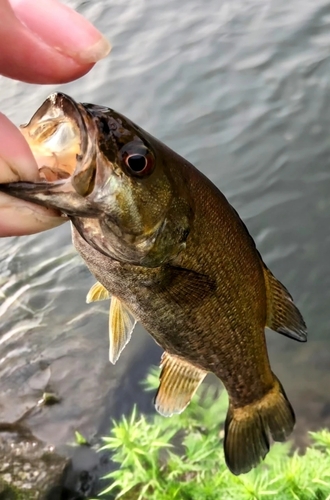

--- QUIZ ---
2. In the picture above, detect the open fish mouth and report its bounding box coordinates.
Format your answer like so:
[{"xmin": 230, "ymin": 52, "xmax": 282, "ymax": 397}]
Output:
[
  {"xmin": 0, "ymin": 93, "xmax": 100, "ymax": 216},
  {"xmin": 20, "ymin": 92, "xmax": 85, "ymax": 182}
]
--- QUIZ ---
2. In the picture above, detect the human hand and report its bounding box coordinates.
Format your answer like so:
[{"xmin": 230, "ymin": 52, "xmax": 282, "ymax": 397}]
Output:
[{"xmin": 0, "ymin": 0, "xmax": 111, "ymax": 236}]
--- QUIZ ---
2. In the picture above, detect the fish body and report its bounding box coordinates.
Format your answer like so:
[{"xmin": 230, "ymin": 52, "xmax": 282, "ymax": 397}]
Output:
[
  {"xmin": 74, "ymin": 167, "xmax": 270, "ymax": 401},
  {"xmin": 0, "ymin": 93, "xmax": 307, "ymax": 475}
]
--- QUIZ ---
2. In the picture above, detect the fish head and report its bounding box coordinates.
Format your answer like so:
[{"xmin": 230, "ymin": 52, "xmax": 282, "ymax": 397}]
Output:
[{"xmin": 1, "ymin": 93, "xmax": 194, "ymax": 266}]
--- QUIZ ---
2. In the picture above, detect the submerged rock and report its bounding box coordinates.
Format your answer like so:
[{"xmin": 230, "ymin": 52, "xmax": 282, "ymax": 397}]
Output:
[{"xmin": 0, "ymin": 434, "xmax": 69, "ymax": 500}]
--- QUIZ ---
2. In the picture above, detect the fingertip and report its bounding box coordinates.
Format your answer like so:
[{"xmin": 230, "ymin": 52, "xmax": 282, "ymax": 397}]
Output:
[{"xmin": 1, "ymin": 0, "xmax": 110, "ymax": 84}]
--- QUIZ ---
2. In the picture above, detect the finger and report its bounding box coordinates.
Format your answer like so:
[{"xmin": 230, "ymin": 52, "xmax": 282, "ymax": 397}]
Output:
[
  {"xmin": 0, "ymin": 0, "xmax": 110, "ymax": 84},
  {"xmin": 0, "ymin": 113, "xmax": 65, "ymax": 236},
  {"xmin": 0, "ymin": 193, "xmax": 66, "ymax": 237}
]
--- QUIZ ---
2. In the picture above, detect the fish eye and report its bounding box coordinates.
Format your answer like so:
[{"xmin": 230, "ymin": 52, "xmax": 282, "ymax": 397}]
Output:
[
  {"xmin": 120, "ymin": 141, "xmax": 155, "ymax": 177},
  {"xmin": 126, "ymin": 154, "xmax": 147, "ymax": 172}
]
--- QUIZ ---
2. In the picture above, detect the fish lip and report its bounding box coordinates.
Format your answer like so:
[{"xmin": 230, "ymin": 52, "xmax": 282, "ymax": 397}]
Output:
[
  {"xmin": 22, "ymin": 92, "xmax": 98, "ymax": 197},
  {"xmin": 41, "ymin": 93, "xmax": 95, "ymax": 197},
  {"xmin": 21, "ymin": 92, "xmax": 90, "ymax": 159},
  {"xmin": 0, "ymin": 179, "xmax": 99, "ymax": 217}
]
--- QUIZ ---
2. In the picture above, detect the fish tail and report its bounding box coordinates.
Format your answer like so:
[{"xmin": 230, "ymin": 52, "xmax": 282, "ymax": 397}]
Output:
[{"xmin": 223, "ymin": 375, "xmax": 295, "ymax": 475}]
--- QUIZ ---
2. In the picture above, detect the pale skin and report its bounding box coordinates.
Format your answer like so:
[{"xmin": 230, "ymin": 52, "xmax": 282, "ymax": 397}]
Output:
[{"xmin": 0, "ymin": 0, "xmax": 110, "ymax": 236}]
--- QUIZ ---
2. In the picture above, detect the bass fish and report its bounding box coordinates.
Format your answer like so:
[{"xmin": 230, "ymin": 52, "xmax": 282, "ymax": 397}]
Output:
[{"xmin": 0, "ymin": 93, "xmax": 307, "ymax": 475}]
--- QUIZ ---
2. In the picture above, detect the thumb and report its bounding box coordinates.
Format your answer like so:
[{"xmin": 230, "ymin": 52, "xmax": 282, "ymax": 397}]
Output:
[{"xmin": 0, "ymin": 0, "xmax": 111, "ymax": 84}]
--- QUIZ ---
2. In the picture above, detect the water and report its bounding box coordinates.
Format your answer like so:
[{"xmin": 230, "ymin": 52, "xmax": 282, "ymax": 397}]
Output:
[{"xmin": 1, "ymin": 0, "xmax": 330, "ymax": 489}]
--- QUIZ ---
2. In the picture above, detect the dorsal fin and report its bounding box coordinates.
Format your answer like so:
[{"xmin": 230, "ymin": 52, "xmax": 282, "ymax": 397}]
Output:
[
  {"xmin": 155, "ymin": 352, "xmax": 207, "ymax": 417},
  {"xmin": 263, "ymin": 266, "xmax": 307, "ymax": 342},
  {"xmin": 86, "ymin": 282, "xmax": 110, "ymax": 303},
  {"xmin": 109, "ymin": 297, "xmax": 136, "ymax": 365}
]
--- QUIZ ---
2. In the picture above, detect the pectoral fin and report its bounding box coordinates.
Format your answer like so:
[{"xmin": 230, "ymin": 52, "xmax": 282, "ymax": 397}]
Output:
[
  {"xmin": 86, "ymin": 283, "xmax": 135, "ymax": 364},
  {"xmin": 263, "ymin": 266, "xmax": 307, "ymax": 342},
  {"xmin": 155, "ymin": 352, "xmax": 207, "ymax": 417},
  {"xmin": 109, "ymin": 297, "xmax": 136, "ymax": 364},
  {"xmin": 86, "ymin": 282, "xmax": 110, "ymax": 303}
]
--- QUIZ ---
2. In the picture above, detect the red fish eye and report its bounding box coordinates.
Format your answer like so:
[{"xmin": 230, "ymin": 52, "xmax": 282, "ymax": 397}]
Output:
[{"xmin": 123, "ymin": 151, "xmax": 155, "ymax": 177}]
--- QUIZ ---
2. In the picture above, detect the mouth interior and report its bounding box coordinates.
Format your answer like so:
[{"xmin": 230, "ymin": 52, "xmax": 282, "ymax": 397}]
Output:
[{"xmin": 20, "ymin": 107, "xmax": 81, "ymax": 182}]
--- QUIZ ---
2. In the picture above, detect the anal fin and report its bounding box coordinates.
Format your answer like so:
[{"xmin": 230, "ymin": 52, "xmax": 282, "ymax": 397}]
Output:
[
  {"xmin": 86, "ymin": 282, "xmax": 110, "ymax": 303},
  {"xmin": 155, "ymin": 352, "xmax": 207, "ymax": 417},
  {"xmin": 109, "ymin": 297, "xmax": 136, "ymax": 365},
  {"xmin": 263, "ymin": 266, "xmax": 307, "ymax": 342}
]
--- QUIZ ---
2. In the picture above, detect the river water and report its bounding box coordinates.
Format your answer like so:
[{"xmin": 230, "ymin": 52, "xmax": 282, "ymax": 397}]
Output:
[{"xmin": 1, "ymin": 0, "xmax": 330, "ymax": 493}]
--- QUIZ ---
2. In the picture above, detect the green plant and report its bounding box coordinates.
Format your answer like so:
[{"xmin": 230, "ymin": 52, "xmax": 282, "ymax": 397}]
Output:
[
  {"xmin": 74, "ymin": 430, "xmax": 90, "ymax": 446},
  {"xmin": 96, "ymin": 369, "xmax": 330, "ymax": 500}
]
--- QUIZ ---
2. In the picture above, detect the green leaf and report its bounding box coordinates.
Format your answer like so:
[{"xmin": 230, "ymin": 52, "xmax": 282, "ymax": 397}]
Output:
[
  {"xmin": 74, "ymin": 430, "xmax": 89, "ymax": 446},
  {"xmin": 96, "ymin": 371, "xmax": 330, "ymax": 500}
]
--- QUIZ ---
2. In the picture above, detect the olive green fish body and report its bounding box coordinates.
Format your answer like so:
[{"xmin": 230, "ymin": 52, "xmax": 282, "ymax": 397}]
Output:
[
  {"xmin": 0, "ymin": 93, "xmax": 307, "ymax": 475},
  {"xmin": 73, "ymin": 160, "xmax": 273, "ymax": 409}
]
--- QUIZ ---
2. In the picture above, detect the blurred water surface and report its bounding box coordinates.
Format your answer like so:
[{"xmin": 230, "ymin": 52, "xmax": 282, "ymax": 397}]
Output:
[{"xmin": 1, "ymin": 0, "xmax": 330, "ymax": 478}]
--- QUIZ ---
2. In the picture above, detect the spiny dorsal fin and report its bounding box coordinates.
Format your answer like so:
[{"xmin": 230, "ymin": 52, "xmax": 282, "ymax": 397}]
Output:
[
  {"xmin": 86, "ymin": 282, "xmax": 110, "ymax": 303},
  {"xmin": 155, "ymin": 352, "xmax": 207, "ymax": 417},
  {"xmin": 263, "ymin": 266, "xmax": 307, "ymax": 342},
  {"xmin": 109, "ymin": 297, "xmax": 136, "ymax": 365}
]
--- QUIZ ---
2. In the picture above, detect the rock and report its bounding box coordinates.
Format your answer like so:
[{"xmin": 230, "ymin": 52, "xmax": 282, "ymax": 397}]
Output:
[{"xmin": 0, "ymin": 434, "xmax": 69, "ymax": 500}]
